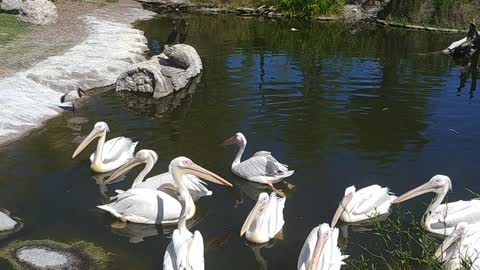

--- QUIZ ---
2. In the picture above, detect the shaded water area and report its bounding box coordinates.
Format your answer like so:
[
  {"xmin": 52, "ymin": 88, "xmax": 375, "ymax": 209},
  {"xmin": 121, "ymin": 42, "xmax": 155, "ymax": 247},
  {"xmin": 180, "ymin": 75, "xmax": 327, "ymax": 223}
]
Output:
[{"xmin": 0, "ymin": 14, "xmax": 479, "ymax": 269}]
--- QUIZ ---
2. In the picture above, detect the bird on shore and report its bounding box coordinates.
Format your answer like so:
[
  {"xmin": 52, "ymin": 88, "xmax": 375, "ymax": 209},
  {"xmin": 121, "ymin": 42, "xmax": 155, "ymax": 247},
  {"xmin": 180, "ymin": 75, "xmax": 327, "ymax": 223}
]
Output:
[
  {"xmin": 240, "ymin": 192, "xmax": 285, "ymax": 244},
  {"xmin": 297, "ymin": 223, "xmax": 348, "ymax": 270},
  {"xmin": 331, "ymin": 185, "xmax": 397, "ymax": 227},
  {"xmin": 72, "ymin": 121, "xmax": 138, "ymax": 173},
  {"xmin": 221, "ymin": 132, "xmax": 294, "ymax": 191},
  {"xmin": 393, "ymin": 174, "xmax": 480, "ymax": 236},
  {"xmin": 105, "ymin": 149, "xmax": 217, "ymax": 201},
  {"xmin": 97, "ymin": 157, "xmax": 232, "ymax": 225},
  {"xmin": 60, "ymin": 88, "xmax": 86, "ymax": 111}
]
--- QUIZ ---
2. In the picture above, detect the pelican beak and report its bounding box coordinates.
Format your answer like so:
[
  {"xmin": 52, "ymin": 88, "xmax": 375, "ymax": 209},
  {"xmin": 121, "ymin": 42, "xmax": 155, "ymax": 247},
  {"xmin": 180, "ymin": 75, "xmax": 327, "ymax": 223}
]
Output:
[
  {"xmin": 240, "ymin": 199, "xmax": 267, "ymax": 236},
  {"xmin": 104, "ymin": 157, "xmax": 145, "ymax": 184},
  {"xmin": 308, "ymin": 229, "xmax": 330, "ymax": 270},
  {"xmin": 181, "ymin": 162, "xmax": 233, "ymax": 187},
  {"xmin": 221, "ymin": 136, "xmax": 236, "ymax": 146},
  {"xmin": 392, "ymin": 182, "xmax": 435, "ymax": 204},
  {"xmin": 434, "ymin": 229, "xmax": 463, "ymax": 259},
  {"xmin": 331, "ymin": 196, "xmax": 351, "ymax": 228},
  {"xmin": 72, "ymin": 127, "xmax": 103, "ymax": 159}
]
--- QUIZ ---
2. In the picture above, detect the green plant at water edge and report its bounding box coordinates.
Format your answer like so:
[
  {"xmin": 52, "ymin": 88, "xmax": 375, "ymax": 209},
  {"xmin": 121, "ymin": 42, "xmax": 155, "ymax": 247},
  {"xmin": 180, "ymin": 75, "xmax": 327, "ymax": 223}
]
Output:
[
  {"xmin": 0, "ymin": 14, "xmax": 30, "ymax": 46},
  {"xmin": 273, "ymin": 0, "xmax": 345, "ymax": 18}
]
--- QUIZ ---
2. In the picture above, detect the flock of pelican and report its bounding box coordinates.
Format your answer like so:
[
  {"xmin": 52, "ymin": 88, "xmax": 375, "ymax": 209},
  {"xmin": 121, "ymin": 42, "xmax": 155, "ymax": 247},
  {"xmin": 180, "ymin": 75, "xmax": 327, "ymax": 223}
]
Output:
[{"xmin": 72, "ymin": 122, "xmax": 480, "ymax": 270}]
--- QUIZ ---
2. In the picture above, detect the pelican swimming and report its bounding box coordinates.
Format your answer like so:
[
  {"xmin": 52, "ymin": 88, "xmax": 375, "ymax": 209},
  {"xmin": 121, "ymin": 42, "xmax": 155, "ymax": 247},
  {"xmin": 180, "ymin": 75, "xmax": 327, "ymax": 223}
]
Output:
[
  {"xmin": 297, "ymin": 223, "xmax": 348, "ymax": 270},
  {"xmin": 105, "ymin": 149, "xmax": 213, "ymax": 201},
  {"xmin": 72, "ymin": 122, "xmax": 138, "ymax": 173},
  {"xmin": 393, "ymin": 174, "xmax": 480, "ymax": 236},
  {"xmin": 222, "ymin": 132, "xmax": 294, "ymax": 190},
  {"xmin": 240, "ymin": 192, "xmax": 285, "ymax": 244},
  {"xmin": 163, "ymin": 174, "xmax": 205, "ymax": 270},
  {"xmin": 331, "ymin": 185, "xmax": 397, "ymax": 227},
  {"xmin": 97, "ymin": 157, "xmax": 232, "ymax": 225},
  {"xmin": 435, "ymin": 222, "xmax": 480, "ymax": 269}
]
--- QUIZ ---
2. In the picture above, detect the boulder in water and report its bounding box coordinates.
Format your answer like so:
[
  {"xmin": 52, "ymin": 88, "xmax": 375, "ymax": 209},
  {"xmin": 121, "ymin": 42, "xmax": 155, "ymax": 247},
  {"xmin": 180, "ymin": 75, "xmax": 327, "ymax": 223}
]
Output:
[
  {"xmin": 0, "ymin": 209, "xmax": 23, "ymax": 240},
  {"xmin": 18, "ymin": 0, "xmax": 57, "ymax": 25}
]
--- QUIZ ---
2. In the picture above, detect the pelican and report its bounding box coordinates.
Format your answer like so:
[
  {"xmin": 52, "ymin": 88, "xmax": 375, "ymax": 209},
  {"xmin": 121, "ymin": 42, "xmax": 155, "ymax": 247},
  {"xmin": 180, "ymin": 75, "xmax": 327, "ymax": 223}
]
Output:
[
  {"xmin": 392, "ymin": 175, "xmax": 480, "ymax": 236},
  {"xmin": 435, "ymin": 222, "xmax": 480, "ymax": 269},
  {"xmin": 163, "ymin": 175, "xmax": 204, "ymax": 270},
  {"xmin": 331, "ymin": 185, "xmax": 397, "ymax": 227},
  {"xmin": 297, "ymin": 223, "xmax": 348, "ymax": 270},
  {"xmin": 72, "ymin": 122, "xmax": 138, "ymax": 173},
  {"xmin": 97, "ymin": 157, "xmax": 232, "ymax": 225},
  {"xmin": 105, "ymin": 149, "xmax": 213, "ymax": 201},
  {"xmin": 60, "ymin": 88, "xmax": 86, "ymax": 111},
  {"xmin": 221, "ymin": 132, "xmax": 294, "ymax": 190},
  {"xmin": 240, "ymin": 192, "xmax": 285, "ymax": 244}
]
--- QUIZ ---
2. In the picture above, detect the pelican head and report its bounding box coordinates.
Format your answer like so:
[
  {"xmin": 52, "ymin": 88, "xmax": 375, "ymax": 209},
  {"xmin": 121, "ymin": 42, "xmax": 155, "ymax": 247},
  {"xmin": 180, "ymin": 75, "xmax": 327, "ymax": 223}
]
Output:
[
  {"xmin": 72, "ymin": 121, "xmax": 110, "ymax": 159},
  {"xmin": 435, "ymin": 222, "xmax": 468, "ymax": 259},
  {"xmin": 392, "ymin": 175, "xmax": 452, "ymax": 204},
  {"xmin": 331, "ymin": 186, "xmax": 356, "ymax": 227},
  {"xmin": 240, "ymin": 192, "xmax": 270, "ymax": 236},
  {"xmin": 169, "ymin": 156, "xmax": 233, "ymax": 187},
  {"xmin": 221, "ymin": 132, "xmax": 247, "ymax": 146},
  {"xmin": 309, "ymin": 223, "xmax": 333, "ymax": 270},
  {"xmin": 105, "ymin": 149, "xmax": 158, "ymax": 183}
]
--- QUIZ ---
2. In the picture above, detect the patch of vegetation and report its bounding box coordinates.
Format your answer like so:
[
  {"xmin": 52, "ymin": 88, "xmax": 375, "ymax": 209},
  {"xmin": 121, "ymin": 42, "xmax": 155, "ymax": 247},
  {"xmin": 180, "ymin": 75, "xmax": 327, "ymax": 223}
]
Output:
[
  {"xmin": 379, "ymin": 0, "xmax": 480, "ymax": 28},
  {"xmin": 0, "ymin": 14, "xmax": 30, "ymax": 47}
]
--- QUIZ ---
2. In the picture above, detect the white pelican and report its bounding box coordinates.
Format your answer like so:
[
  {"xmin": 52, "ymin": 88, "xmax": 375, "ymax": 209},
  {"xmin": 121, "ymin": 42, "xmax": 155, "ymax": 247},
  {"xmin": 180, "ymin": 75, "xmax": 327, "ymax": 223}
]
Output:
[
  {"xmin": 60, "ymin": 88, "xmax": 86, "ymax": 111},
  {"xmin": 240, "ymin": 192, "xmax": 285, "ymax": 244},
  {"xmin": 72, "ymin": 122, "xmax": 138, "ymax": 173},
  {"xmin": 392, "ymin": 175, "xmax": 480, "ymax": 236},
  {"xmin": 105, "ymin": 149, "xmax": 213, "ymax": 201},
  {"xmin": 163, "ymin": 176, "xmax": 204, "ymax": 270},
  {"xmin": 221, "ymin": 132, "xmax": 294, "ymax": 190},
  {"xmin": 297, "ymin": 223, "xmax": 348, "ymax": 270},
  {"xmin": 97, "ymin": 157, "xmax": 232, "ymax": 225},
  {"xmin": 331, "ymin": 185, "xmax": 397, "ymax": 227},
  {"xmin": 435, "ymin": 222, "xmax": 480, "ymax": 269}
]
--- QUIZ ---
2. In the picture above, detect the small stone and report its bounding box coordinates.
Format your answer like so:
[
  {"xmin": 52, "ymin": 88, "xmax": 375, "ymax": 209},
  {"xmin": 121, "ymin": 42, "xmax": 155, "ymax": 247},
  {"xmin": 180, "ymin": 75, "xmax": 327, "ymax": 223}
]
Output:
[
  {"xmin": 0, "ymin": 211, "xmax": 16, "ymax": 232},
  {"xmin": 0, "ymin": 0, "xmax": 22, "ymax": 14}
]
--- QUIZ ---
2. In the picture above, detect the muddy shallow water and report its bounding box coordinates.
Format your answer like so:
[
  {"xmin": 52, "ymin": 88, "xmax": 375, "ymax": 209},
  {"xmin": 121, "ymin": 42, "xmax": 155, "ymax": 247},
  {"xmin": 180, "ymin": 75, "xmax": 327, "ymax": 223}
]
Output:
[{"xmin": 0, "ymin": 15, "xmax": 479, "ymax": 269}]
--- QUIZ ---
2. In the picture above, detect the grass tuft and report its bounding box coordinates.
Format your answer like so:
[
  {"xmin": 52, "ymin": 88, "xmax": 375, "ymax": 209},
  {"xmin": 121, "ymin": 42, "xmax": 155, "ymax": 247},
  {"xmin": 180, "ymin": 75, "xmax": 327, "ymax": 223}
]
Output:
[{"xmin": 0, "ymin": 14, "xmax": 30, "ymax": 47}]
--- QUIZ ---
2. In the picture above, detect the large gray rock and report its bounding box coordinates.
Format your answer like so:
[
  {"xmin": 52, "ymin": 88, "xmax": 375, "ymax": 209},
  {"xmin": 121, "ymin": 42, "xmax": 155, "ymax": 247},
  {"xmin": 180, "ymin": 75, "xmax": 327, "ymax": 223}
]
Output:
[
  {"xmin": 115, "ymin": 44, "xmax": 203, "ymax": 99},
  {"xmin": 0, "ymin": 0, "xmax": 23, "ymax": 14},
  {"xmin": 18, "ymin": 0, "xmax": 57, "ymax": 25}
]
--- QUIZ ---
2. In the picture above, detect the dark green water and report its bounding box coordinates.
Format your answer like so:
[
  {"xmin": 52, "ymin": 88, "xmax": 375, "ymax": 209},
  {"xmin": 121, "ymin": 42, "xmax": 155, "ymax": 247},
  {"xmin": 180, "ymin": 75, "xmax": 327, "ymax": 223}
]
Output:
[{"xmin": 0, "ymin": 15, "xmax": 479, "ymax": 269}]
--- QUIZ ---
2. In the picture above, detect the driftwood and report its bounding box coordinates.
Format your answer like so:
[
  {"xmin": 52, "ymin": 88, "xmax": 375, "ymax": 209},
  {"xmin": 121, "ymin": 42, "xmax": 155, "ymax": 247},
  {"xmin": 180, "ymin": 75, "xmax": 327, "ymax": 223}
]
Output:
[
  {"xmin": 443, "ymin": 21, "xmax": 480, "ymax": 57},
  {"xmin": 115, "ymin": 44, "xmax": 202, "ymax": 99}
]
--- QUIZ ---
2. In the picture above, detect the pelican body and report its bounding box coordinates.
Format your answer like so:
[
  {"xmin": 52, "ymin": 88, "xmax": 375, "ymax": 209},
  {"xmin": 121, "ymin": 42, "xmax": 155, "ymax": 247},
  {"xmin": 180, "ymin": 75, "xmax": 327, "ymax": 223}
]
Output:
[
  {"xmin": 393, "ymin": 175, "xmax": 480, "ymax": 236},
  {"xmin": 164, "ymin": 180, "xmax": 204, "ymax": 270},
  {"xmin": 72, "ymin": 122, "xmax": 137, "ymax": 173},
  {"xmin": 435, "ymin": 222, "xmax": 480, "ymax": 270},
  {"xmin": 331, "ymin": 185, "xmax": 397, "ymax": 227},
  {"xmin": 106, "ymin": 150, "xmax": 213, "ymax": 201},
  {"xmin": 240, "ymin": 192, "xmax": 285, "ymax": 244},
  {"xmin": 222, "ymin": 132, "xmax": 294, "ymax": 189},
  {"xmin": 97, "ymin": 157, "xmax": 232, "ymax": 225},
  {"xmin": 297, "ymin": 223, "xmax": 348, "ymax": 270}
]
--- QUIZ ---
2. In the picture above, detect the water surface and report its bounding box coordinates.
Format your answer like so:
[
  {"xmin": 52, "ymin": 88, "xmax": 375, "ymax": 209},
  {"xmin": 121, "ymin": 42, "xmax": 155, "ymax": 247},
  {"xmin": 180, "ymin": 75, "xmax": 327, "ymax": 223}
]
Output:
[{"xmin": 0, "ymin": 15, "xmax": 479, "ymax": 269}]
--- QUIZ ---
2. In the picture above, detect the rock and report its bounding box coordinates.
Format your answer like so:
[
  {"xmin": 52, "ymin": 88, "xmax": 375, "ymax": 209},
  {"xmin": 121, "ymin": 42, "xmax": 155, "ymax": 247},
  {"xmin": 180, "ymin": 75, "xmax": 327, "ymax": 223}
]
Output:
[
  {"xmin": 18, "ymin": 0, "xmax": 57, "ymax": 25},
  {"xmin": 0, "ymin": 0, "xmax": 22, "ymax": 14},
  {"xmin": 343, "ymin": 4, "xmax": 363, "ymax": 21},
  {"xmin": 0, "ymin": 240, "xmax": 111, "ymax": 270},
  {"xmin": 116, "ymin": 44, "xmax": 203, "ymax": 99},
  {"xmin": 0, "ymin": 211, "xmax": 16, "ymax": 232}
]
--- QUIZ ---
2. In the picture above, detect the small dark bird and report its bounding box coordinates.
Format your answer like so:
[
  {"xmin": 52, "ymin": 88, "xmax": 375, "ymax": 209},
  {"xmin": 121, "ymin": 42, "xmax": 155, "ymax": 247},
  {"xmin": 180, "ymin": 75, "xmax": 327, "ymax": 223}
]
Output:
[
  {"xmin": 166, "ymin": 20, "xmax": 177, "ymax": 46},
  {"xmin": 178, "ymin": 19, "xmax": 187, "ymax": 44},
  {"xmin": 60, "ymin": 88, "xmax": 86, "ymax": 111}
]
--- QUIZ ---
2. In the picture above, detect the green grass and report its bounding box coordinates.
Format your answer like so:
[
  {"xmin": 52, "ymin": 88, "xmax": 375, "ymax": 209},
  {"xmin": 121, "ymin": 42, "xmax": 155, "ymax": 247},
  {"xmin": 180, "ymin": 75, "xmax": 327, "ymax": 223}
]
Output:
[{"xmin": 0, "ymin": 14, "xmax": 30, "ymax": 47}]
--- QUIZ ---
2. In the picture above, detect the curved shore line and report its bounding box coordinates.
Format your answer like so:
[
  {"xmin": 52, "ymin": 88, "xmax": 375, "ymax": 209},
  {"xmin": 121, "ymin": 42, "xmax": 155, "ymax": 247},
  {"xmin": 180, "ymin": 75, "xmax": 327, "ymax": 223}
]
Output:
[{"xmin": 0, "ymin": 7, "xmax": 155, "ymax": 146}]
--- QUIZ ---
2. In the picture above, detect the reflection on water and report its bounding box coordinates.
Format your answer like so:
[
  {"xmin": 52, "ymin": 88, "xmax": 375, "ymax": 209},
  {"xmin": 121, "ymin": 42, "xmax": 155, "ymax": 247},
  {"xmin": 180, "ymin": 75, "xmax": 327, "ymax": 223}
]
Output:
[{"xmin": 0, "ymin": 14, "xmax": 479, "ymax": 270}]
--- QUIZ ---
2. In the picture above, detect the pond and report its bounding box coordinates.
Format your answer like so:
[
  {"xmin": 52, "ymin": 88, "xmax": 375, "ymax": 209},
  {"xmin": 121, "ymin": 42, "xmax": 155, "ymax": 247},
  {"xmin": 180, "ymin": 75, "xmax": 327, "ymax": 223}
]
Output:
[{"xmin": 0, "ymin": 14, "xmax": 479, "ymax": 269}]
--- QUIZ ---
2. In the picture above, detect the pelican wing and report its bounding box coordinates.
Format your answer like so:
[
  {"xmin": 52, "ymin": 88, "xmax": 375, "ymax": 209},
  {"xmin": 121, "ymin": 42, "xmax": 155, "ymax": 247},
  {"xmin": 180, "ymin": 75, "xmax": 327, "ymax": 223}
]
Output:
[
  {"xmin": 350, "ymin": 185, "xmax": 394, "ymax": 215},
  {"xmin": 437, "ymin": 200, "xmax": 480, "ymax": 227},
  {"xmin": 297, "ymin": 226, "xmax": 319, "ymax": 270},
  {"xmin": 90, "ymin": 137, "xmax": 137, "ymax": 163},
  {"xmin": 137, "ymin": 173, "xmax": 212, "ymax": 201},
  {"xmin": 234, "ymin": 153, "xmax": 291, "ymax": 179},
  {"xmin": 267, "ymin": 193, "xmax": 285, "ymax": 239},
  {"xmin": 171, "ymin": 229, "xmax": 204, "ymax": 270}
]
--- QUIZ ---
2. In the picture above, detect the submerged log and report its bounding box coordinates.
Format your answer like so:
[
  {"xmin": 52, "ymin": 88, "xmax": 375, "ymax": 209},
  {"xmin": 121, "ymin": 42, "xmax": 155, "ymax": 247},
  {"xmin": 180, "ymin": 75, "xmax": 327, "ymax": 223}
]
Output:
[
  {"xmin": 115, "ymin": 44, "xmax": 202, "ymax": 99},
  {"xmin": 443, "ymin": 21, "xmax": 480, "ymax": 57}
]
